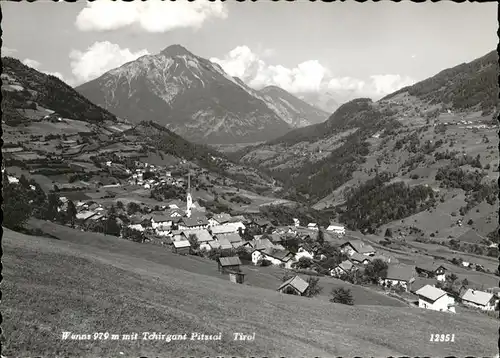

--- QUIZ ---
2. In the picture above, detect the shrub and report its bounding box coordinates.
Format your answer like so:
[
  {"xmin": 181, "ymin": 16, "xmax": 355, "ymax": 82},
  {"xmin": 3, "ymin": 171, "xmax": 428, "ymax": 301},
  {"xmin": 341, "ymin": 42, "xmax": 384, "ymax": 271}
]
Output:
[
  {"xmin": 330, "ymin": 288, "xmax": 354, "ymax": 305},
  {"xmin": 304, "ymin": 277, "xmax": 323, "ymax": 298}
]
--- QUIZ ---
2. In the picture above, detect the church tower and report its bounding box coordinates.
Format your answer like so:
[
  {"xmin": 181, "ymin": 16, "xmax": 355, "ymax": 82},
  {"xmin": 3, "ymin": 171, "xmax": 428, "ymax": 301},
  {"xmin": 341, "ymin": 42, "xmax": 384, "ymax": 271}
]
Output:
[{"xmin": 186, "ymin": 172, "xmax": 193, "ymax": 217}]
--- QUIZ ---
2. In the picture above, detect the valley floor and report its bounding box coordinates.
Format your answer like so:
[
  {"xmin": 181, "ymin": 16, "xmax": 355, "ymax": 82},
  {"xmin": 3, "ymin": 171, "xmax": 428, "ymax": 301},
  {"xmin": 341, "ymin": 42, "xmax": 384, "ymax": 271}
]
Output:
[{"xmin": 2, "ymin": 225, "xmax": 498, "ymax": 357}]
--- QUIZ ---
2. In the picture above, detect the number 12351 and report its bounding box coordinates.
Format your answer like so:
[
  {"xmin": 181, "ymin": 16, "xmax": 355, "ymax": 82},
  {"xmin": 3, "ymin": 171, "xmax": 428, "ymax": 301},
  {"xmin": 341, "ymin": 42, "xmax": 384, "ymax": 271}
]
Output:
[{"xmin": 430, "ymin": 333, "xmax": 455, "ymax": 342}]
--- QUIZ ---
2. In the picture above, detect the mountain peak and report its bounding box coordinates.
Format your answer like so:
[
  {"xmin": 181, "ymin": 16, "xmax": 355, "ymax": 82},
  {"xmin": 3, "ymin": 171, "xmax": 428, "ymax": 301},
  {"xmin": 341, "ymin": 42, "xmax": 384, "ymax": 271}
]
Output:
[{"xmin": 161, "ymin": 44, "xmax": 192, "ymax": 57}]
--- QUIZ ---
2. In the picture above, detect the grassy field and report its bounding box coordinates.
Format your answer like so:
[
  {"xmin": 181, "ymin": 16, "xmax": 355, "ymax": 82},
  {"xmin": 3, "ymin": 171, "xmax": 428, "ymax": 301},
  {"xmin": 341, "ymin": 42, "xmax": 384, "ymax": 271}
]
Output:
[{"xmin": 3, "ymin": 223, "xmax": 498, "ymax": 357}]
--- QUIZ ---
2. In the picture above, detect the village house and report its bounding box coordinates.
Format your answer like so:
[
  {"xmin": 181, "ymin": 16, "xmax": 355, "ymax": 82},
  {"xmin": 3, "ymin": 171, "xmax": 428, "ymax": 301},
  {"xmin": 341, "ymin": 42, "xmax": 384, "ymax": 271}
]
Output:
[
  {"xmin": 128, "ymin": 216, "xmax": 146, "ymax": 232},
  {"xmin": 248, "ymin": 218, "xmax": 273, "ymax": 233},
  {"xmin": 151, "ymin": 213, "xmax": 173, "ymax": 230},
  {"xmin": 183, "ymin": 229, "xmax": 212, "ymax": 248},
  {"xmin": 295, "ymin": 244, "xmax": 315, "ymax": 261},
  {"xmin": 218, "ymin": 256, "xmax": 242, "ymax": 274},
  {"xmin": 349, "ymin": 252, "xmax": 372, "ymax": 265},
  {"xmin": 242, "ymin": 237, "xmax": 274, "ymax": 251},
  {"xmin": 461, "ymin": 289, "xmax": 498, "ymax": 311},
  {"xmin": 382, "ymin": 264, "xmax": 416, "ymax": 291},
  {"xmin": 307, "ymin": 223, "xmax": 319, "ymax": 231},
  {"xmin": 76, "ymin": 210, "xmax": 99, "ymax": 222},
  {"xmin": 178, "ymin": 216, "xmax": 209, "ymax": 231},
  {"xmin": 222, "ymin": 233, "xmax": 244, "ymax": 248},
  {"xmin": 415, "ymin": 285, "xmax": 456, "ymax": 313},
  {"xmin": 208, "ymin": 213, "xmax": 232, "ymax": 227},
  {"xmin": 330, "ymin": 260, "xmax": 356, "ymax": 278},
  {"xmin": 340, "ymin": 240, "xmax": 376, "ymax": 257},
  {"xmin": 409, "ymin": 277, "xmax": 437, "ymax": 294},
  {"xmin": 415, "ymin": 263, "xmax": 448, "ymax": 281},
  {"xmin": 326, "ymin": 222, "xmax": 346, "ymax": 235},
  {"xmin": 292, "ymin": 218, "xmax": 300, "ymax": 227},
  {"xmin": 278, "ymin": 275, "xmax": 309, "ymax": 296},
  {"xmin": 213, "ymin": 237, "xmax": 233, "ymax": 252},
  {"xmin": 228, "ymin": 271, "xmax": 245, "ymax": 284},
  {"xmin": 252, "ymin": 247, "xmax": 295, "ymax": 269},
  {"xmin": 172, "ymin": 240, "xmax": 191, "ymax": 255},
  {"xmin": 210, "ymin": 224, "xmax": 240, "ymax": 236}
]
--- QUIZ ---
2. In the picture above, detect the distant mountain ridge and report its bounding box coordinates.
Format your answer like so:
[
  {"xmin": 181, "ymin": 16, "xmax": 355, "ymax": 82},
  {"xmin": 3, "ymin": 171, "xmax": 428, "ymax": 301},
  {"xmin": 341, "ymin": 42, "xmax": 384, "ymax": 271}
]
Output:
[{"xmin": 76, "ymin": 45, "xmax": 328, "ymax": 144}]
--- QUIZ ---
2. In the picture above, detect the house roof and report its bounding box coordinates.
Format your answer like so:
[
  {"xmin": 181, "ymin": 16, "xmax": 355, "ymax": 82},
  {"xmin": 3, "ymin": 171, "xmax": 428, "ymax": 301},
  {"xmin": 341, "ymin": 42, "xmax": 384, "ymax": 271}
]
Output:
[
  {"xmin": 207, "ymin": 240, "xmax": 221, "ymax": 249},
  {"xmin": 181, "ymin": 216, "xmax": 208, "ymax": 227},
  {"xmin": 213, "ymin": 213, "xmax": 232, "ymax": 224},
  {"xmin": 336, "ymin": 260, "xmax": 354, "ymax": 272},
  {"xmin": 410, "ymin": 277, "xmax": 437, "ymax": 293},
  {"xmin": 385, "ymin": 264, "xmax": 415, "ymax": 282},
  {"xmin": 250, "ymin": 238, "xmax": 274, "ymax": 250},
  {"xmin": 76, "ymin": 211, "xmax": 98, "ymax": 220},
  {"xmin": 416, "ymin": 285, "xmax": 448, "ymax": 302},
  {"xmin": 218, "ymin": 256, "xmax": 242, "ymax": 267},
  {"xmin": 216, "ymin": 237, "xmax": 233, "ymax": 250},
  {"xmin": 152, "ymin": 214, "xmax": 171, "ymax": 222},
  {"xmin": 211, "ymin": 225, "xmax": 239, "ymax": 235},
  {"xmin": 255, "ymin": 218, "xmax": 272, "ymax": 226},
  {"xmin": 224, "ymin": 233, "xmax": 242, "ymax": 243},
  {"xmin": 350, "ymin": 252, "xmax": 370, "ymax": 263},
  {"xmin": 278, "ymin": 275, "xmax": 309, "ymax": 294},
  {"xmin": 184, "ymin": 229, "xmax": 212, "ymax": 243},
  {"xmin": 461, "ymin": 289, "xmax": 495, "ymax": 306},
  {"xmin": 261, "ymin": 247, "xmax": 293, "ymax": 261},
  {"xmin": 307, "ymin": 223, "xmax": 318, "ymax": 227},
  {"xmin": 342, "ymin": 240, "xmax": 375, "ymax": 254},
  {"xmin": 173, "ymin": 240, "xmax": 191, "ymax": 248},
  {"xmin": 416, "ymin": 262, "xmax": 447, "ymax": 273}
]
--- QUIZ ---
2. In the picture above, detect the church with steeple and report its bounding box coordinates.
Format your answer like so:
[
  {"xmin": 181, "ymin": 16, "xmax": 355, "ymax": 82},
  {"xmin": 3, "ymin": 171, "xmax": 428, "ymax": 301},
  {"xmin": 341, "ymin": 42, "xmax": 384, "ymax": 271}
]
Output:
[{"xmin": 185, "ymin": 172, "xmax": 194, "ymax": 217}]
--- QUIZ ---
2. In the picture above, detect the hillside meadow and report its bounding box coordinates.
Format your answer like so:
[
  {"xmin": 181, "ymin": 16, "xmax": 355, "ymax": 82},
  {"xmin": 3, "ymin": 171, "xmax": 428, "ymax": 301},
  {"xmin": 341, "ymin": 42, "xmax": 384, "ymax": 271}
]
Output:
[{"xmin": 2, "ymin": 225, "xmax": 498, "ymax": 357}]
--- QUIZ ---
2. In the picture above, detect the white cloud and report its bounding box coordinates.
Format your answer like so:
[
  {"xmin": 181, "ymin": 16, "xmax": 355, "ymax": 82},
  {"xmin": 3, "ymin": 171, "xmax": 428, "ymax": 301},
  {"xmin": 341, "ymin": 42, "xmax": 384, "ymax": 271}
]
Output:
[
  {"xmin": 2, "ymin": 46, "xmax": 18, "ymax": 56},
  {"xmin": 75, "ymin": 1, "xmax": 228, "ymax": 33},
  {"xmin": 211, "ymin": 46, "xmax": 329, "ymax": 93},
  {"xmin": 70, "ymin": 41, "xmax": 149, "ymax": 84},
  {"xmin": 23, "ymin": 58, "xmax": 41, "ymax": 69},
  {"xmin": 211, "ymin": 45, "xmax": 416, "ymax": 100},
  {"xmin": 369, "ymin": 74, "xmax": 415, "ymax": 96}
]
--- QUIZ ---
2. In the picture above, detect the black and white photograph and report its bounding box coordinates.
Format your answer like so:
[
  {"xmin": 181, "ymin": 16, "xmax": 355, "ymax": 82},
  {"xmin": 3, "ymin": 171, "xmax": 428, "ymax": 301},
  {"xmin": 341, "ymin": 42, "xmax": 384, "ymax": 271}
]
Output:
[{"xmin": 1, "ymin": 0, "xmax": 499, "ymax": 356}]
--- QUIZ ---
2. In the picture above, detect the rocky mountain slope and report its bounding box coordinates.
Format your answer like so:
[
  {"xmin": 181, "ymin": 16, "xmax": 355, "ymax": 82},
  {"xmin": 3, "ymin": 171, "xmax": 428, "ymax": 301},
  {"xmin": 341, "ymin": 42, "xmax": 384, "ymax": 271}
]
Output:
[
  {"xmin": 231, "ymin": 50, "xmax": 499, "ymax": 236},
  {"xmin": 76, "ymin": 45, "xmax": 327, "ymax": 145},
  {"xmin": 2, "ymin": 57, "xmax": 278, "ymax": 193}
]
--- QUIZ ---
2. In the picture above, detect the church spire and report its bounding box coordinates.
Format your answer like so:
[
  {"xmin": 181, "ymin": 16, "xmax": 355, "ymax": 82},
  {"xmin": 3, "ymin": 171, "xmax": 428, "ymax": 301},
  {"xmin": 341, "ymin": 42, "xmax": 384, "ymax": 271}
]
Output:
[{"xmin": 186, "ymin": 170, "xmax": 193, "ymax": 218}]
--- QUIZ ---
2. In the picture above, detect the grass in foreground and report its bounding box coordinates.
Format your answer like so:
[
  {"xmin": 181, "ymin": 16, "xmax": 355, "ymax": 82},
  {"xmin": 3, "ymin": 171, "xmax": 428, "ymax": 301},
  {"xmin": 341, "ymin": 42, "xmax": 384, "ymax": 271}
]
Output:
[{"xmin": 2, "ymin": 227, "xmax": 498, "ymax": 357}]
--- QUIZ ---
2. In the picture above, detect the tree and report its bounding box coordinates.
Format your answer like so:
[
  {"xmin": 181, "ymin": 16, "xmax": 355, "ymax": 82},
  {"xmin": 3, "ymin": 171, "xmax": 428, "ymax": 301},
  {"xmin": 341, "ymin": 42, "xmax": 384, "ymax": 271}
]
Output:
[
  {"xmin": 461, "ymin": 278, "xmax": 469, "ymax": 287},
  {"xmin": 116, "ymin": 201, "xmax": 124, "ymax": 210},
  {"xmin": 317, "ymin": 229, "xmax": 325, "ymax": 246},
  {"xmin": 127, "ymin": 202, "xmax": 141, "ymax": 215},
  {"xmin": 122, "ymin": 227, "xmax": 144, "ymax": 243},
  {"xmin": 330, "ymin": 287, "xmax": 354, "ymax": 305},
  {"xmin": 294, "ymin": 257, "xmax": 314, "ymax": 269},
  {"xmin": 45, "ymin": 193, "xmax": 60, "ymax": 221},
  {"xmin": 363, "ymin": 259, "xmax": 388, "ymax": 284},
  {"xmin": 104, "ymin": 216, "xmax": 121, "ymax": 236},
  {"xmin": 447, "ymin": 273, "xmax": 458, "ymax": 284},
  {"xmin": 305, "ymin": 277, "xmax": 323, "ymax": 298},
  {"xmin": 188, "ymin": 234, "xmax": 200, "ymax": 251},
  {"xmin": 3, "ymin": 182, "xmax": 32, "ymax": 230},
  {"xmin": 66, "ymin": 200, "xmax": 77, "ymax": 228},
  {"xmin": 385, "ymin": 228, "xmax": 393, "ymax": 238}
]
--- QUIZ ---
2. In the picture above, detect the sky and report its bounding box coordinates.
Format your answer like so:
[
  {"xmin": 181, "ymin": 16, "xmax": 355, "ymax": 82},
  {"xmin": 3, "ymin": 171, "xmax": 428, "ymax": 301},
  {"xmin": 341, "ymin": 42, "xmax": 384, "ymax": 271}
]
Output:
[{"xmin": 1, "ymin": 1, "xmax": 497, "ymax": 101}]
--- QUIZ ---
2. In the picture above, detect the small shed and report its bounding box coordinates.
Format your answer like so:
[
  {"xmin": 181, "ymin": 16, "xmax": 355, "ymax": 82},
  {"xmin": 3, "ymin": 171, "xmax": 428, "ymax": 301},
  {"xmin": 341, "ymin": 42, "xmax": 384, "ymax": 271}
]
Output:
[
  {"xmin": 228, "ymin": 270, "xmax": 245, "ymax": 284},
  {"xmin": 218, "ymin": 256, "xmax": 242, "ymax": 274},
  {"xmin": 172, "ymin": 240, "xmax": 191, "ymax": 255},
  {"xmin": 277, "ymin": 275, "xmax": 309, "ymax": 296}
]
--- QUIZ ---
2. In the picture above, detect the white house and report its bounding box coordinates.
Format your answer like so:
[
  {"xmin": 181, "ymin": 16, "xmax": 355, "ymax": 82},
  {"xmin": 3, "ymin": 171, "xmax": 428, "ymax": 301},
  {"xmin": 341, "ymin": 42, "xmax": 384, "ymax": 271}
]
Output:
[
  {"xmin": 151, "ymin": 214, "xmax": 172, "ymax": 230},
  {"xmin": 415, "ymin": 263, "xmax": 448, "ymax": 282},
  {"xmin": 461, "ymin": 289, "xmax": 498, "ymax": 311},
  {"xmin": 340, "ymin": 240, "xmax": 376, "ymax": 257},
  {"xmin": 128, "ymin": 223, "xmax": 145, "ymax": 232},
  {"xmin": 326, "ymin": 222, "xmax": 345, "ymax": 235},
  {"xmin": 292, "ymin": 218, "xmax": 300, "ymax": 227},
  {"xmin": 295, "ymin": 245, "xmax": 315, "ymax": 261},
  {"xmin": 330, "ymin": 260, "xmax": 356, "ymax": 278},
  {"xmin": 416, "ymin": 285, "xmax": 456, "ymax": 313},
  {"xmin": 252, "ymin": 248, "xmax": 295, "ymax": 269},
  {"xmin": 382, "ymin": 264, "xmax": 416, "ymax": 291},
  {"xmin": 307, "ymin": 223, "xmax": 318, "ymax": 231}
]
